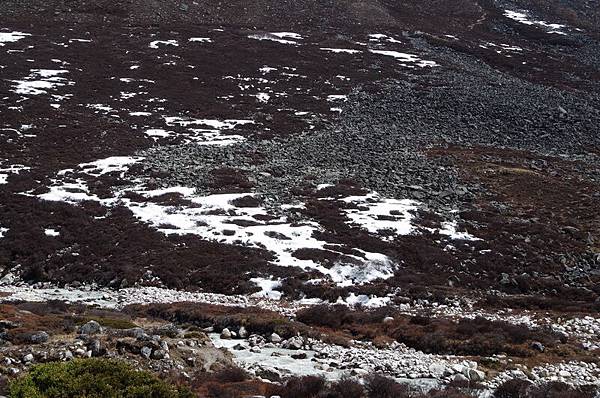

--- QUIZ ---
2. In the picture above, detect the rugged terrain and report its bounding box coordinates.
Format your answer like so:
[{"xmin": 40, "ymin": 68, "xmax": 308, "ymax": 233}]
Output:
[{"xmin": 1, "ymin": 0, "xmax": 599, "ymax": 396}]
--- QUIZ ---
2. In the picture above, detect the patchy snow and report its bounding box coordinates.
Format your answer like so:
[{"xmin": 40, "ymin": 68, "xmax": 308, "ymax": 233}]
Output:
[
  {"xmin": 369, "ymin": 50, "xmax": 438, "ymax": 67},
  {"xmin": 0, "ymin": 227, "xmax": 8, "ymax": 238},
  {"xmin": 255, "ymin": 92, "xmax": 270, "ymax": 103},
  {"xmin": 248, "ymin": 32, "xmax": 302, "ymax": 45},
  {"xmin": 11, "ymin": 69, "xmax": 73, "ymax": 96},
  {"xmin": 340, "ymin": 292, "xmax": 391, "ymax": 308},
  {"xmin": 0, "ymin": 164, "xmax": 30, "ymax": 184},
  {"xmin": 504, "ymin": 10, "xmax": 567, "ymax": 34},
  {"xmin": 164, "ymin": 116, "xmax": 253, "ymax": 129},
  {"xmin": 341, "ymin": 193, "xmax": 418, "ymax": 238},
  {"xmin": 272, "ymin": 32, "xmax": 302, "ymax": 40},
  {"xmin": 0, "ymin": 31, "xmax": 30, "ymax": 46},
  {"xmin": 327, "ymin": 95, "xmax": 348, "ymax": 102},
  {"xmin": 44, "ymin": 228, "xmax": 60, "ymax": 237},
  {"xmin": 259, "ymin": 66, "xmax": 277, "ymax": 74},
  {"xmin": 188, "ymin": 37, "xmax": 212, "ymax": 43},
  {"xmin": 38, "ymin": 178, "xmax": 99, "ymax": 203},
  {"xmin": 144, "ymin": 129, "xmax": 173, "ymax": 139},
  {"xmin": 250, "ymin": 277, "xmax": 283, "ymax": 300},
  {"xmin": 77, "ymin": 156, "xmax": 144, "ymax": 176},
  {"xmin": 368, "ymin": 33, "xmax": 402, "ymax": 43},
  {"xmin": 149, "ymin": 40, "xmax": 179, "ymax": 48},
  {"xmin": 87, "ymin": 104, "xmax": 114, "ymax": 113},
  {"xmin": 437, "ymin": 221, "xmax": 481, "ymax": 241},
  {"xmin": 320, "ymin": 47, "xmax": 361, "ymax": 54}
]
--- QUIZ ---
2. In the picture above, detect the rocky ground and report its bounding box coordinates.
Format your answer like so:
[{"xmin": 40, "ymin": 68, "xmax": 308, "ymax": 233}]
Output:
[{"xmin": 1, "ymin": 0, "xmax": 599, "ymax": 396}]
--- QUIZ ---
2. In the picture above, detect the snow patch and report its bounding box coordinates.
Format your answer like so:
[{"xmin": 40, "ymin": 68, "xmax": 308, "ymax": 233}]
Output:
[
  {"xmin": 504, "ymin": 10, "xmax": 567, "ymax": 34},
  {"xmin": 369, "ymin": 50, "xmax": 438, "ymax": 67},
  {"xmin": 0, "ymin": 31, "xmax": 30, "ymax": 46},
  {"xmin": 11, "ymin": 69, "xmax": 73, "ymax": 96},
  {"xmin": 149, "ymin": 40, "xmax": 179, "ymax": 48}
]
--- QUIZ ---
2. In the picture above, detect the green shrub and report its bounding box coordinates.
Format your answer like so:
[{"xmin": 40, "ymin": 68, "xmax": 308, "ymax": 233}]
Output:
[{"xmin": 9, "ymin": 358, "xmax": 194, "ymax": 398}]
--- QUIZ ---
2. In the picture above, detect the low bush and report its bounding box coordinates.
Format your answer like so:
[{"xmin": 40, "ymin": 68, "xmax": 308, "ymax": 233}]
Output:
[
  {"xmin": 8, "ymin": 358, "xmax": 193, "ymax": 398},
  {"xmin": 364, "ymin": 374, "xmax": 409, "ymax": 398}
]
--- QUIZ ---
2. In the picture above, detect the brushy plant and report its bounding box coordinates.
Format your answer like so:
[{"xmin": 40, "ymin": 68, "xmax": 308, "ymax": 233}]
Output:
[{"xmin": 9, "ymin": 358, "xmax": 194, "ymax": 398}]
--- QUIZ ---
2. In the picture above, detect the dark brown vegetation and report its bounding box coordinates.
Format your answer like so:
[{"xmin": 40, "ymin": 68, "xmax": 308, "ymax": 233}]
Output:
[
  {"xmin": 428, "ymin": 146, "xmax": 600, "ymax": 309},
  {"xmin": 295, "ymin": 305, "xmax": 585, "ymax": 359},
  {"xmin": 127, "ymin": 302, "xmax": 307, "ymax": 340}
]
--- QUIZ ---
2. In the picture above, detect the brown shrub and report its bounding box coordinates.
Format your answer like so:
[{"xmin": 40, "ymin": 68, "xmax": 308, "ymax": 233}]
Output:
[
  {"xmin": 494, "ymin": 379, "xmax": 532, "ymax": 398},
  {"xmin": 267, "ymin": 375, "xmax": 327, "ymax": 398},
  {"xmin": 364, "ymin": 374, "xmax": 410, "ymax": 398},
  {"xmin": 329, "ymin": 376, "xmax": 365, "ymax": 398}
]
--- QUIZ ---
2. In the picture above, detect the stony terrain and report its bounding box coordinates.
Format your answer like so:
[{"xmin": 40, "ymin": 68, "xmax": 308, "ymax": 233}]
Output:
[{"xmin": 0, "ymin": 0, "xmax": 599, "ymax": 396}]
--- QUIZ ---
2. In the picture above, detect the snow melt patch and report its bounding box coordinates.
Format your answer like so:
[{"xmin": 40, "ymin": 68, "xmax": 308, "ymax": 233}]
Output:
[
  {"xmin": 149, "ymin": 40, "xmax": 179, "ymax": 48},
  {"xmin": 320, "ymin": 47, "xmax": 361, "ymax": 54},
  {"xmin": 248, "ymin": 32, "xmax": 302, "ymax": 45},
  {"xmin": 0, "ymin": 164, "xmax": 30, "ymax": 184},
  {"xmin": 188, "ymin": 37, "xmax": 212, "ymax": 43},
  {"xmin": 0, "ymin": 31, "xmax": 30, "ymax": 46},
  {"xmin": 504, "ymin": 10, "xmax": 567, "ymax": 34},
  {"xmin": 11, "ymin": 69, "xmax": 72, "ymax": 96},
  {"xmin": 341, "ymin": 192, "xmax": 418, "ymax": 238},
  {"xmin": 78, "ymin": 156, "xmax": 143, "ymax": 176},
  {"xmin": 369, "ymin": 50, "xmax": 438, "ymax": 67},
  {"xmin": 251, "ymin": 277, "xmax": 283, "ymax": 300},
  {"xmin": 44, "ymin": 228, "xmax": 60, "ymax": 237}
]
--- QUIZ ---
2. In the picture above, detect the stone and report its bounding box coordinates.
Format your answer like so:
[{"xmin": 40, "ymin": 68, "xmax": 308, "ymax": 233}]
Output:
[
  {"xmin": 238, "ymin": 326, "xmax": 248, "ymax": 339},
  {"xmin": 79, "ymin": 321, "xmax": 102, "ymax": 335},
  {"xmin": 559, "ymin": 370, "xmax": 571, "ymax": 378},
  {"xmin": 151, "ymin": 349, "xmax": 167, "ymax": 359},
  {"xmin": 220, "ymin": 328, "xmax": 232, "ymax": 339},
  {"xmin": 140, "ymin": 346, "xmax": 152, "ymax": 359},
  {"xmin": 29, "ymin": 331, "xmax": 49, "ymax": 344},
  {"xmin": 282, "ymin": 336, "xmax": 303, "ymax": 350},
  {"xmin": 383, "ymin": 317, "xmax": 394, "ymax": 324},
  {"xmin": 453, "ymin": 374, "xmax": 469, "ymax": 382},
  {"xmin": 531, "ymin": 341, "xmax": 545, "ymax": 352},
  {"xmin": 468, "ymin": 369, "xmax": 485, "ymax": 381},
  {"xmin": 270, "ymin": 333, "xmax": 282, "ymax": 343},
  {"xmin": 22, "ymin": 353, "xmax": 34, "ymax": 363},
  {"xmin": 291, "ymin": 352, "xmax": 307, "ymax": 360}
]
